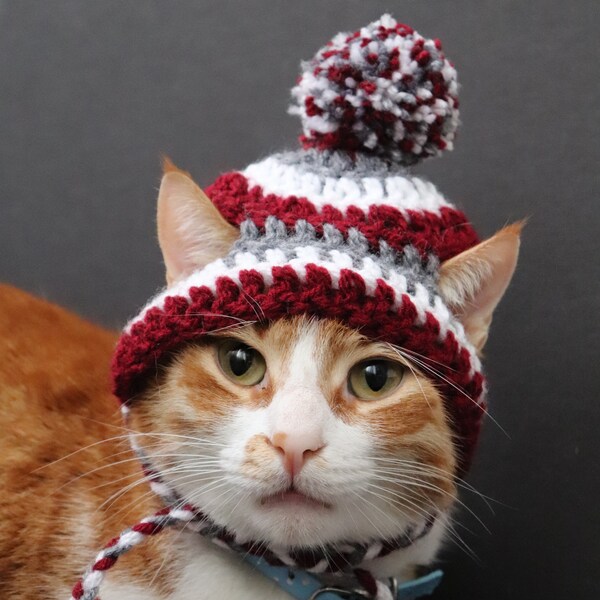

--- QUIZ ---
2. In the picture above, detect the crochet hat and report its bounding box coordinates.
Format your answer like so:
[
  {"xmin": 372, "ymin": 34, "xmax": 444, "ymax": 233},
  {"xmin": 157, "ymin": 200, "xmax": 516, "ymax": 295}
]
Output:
[{"xmin": 112, "ymin": 15, "xmax": 485, "ymax": 474}]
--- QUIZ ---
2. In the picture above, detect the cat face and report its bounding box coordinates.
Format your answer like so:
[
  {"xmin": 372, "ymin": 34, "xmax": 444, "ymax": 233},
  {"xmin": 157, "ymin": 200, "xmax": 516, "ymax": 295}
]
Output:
[
  {"xmin": 120, "ymin": 161, "xmax": 521, "ymax": 550},
  {"xmin": 129, "ymin": 315, "xmax": 456, "ymax": 547}
]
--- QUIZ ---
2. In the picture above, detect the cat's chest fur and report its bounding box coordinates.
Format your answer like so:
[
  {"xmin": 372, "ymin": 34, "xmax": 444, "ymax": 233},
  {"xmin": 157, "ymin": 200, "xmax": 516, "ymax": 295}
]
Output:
[{"xmin": 99, "ymin": 535, "xmax": 289, "ymax": 600}]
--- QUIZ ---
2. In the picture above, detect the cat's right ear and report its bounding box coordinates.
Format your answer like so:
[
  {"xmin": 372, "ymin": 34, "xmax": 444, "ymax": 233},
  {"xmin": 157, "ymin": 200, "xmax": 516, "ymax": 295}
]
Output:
[{"xmin": 157, "ymin": 158, "xmax": 238, "ymax": 286}]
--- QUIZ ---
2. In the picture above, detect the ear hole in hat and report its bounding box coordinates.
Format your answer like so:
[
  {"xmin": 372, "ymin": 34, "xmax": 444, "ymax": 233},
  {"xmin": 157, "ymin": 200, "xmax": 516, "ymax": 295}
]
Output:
[
  {"xmin": 438, "ymin": 222, "xmax": 524, "ymax": 354},
  {"xmin": 157, "ymin": 158, "xmax": 239, "ymax": 286}
]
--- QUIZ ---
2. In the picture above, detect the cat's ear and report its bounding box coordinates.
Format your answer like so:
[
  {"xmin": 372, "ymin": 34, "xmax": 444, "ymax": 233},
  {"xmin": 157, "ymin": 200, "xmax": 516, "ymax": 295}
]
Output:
[
  {"xmin": 438, "ymin": 222, "xmax": 524, "ymax": 353},
  {"xmin": 157, "ymin": 158, "xmax": 238, "ymax": 286}
]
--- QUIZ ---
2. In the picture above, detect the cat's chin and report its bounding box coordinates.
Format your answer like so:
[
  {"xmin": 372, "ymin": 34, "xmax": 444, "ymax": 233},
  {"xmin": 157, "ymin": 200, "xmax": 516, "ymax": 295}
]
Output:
[{"xmin": 259, "ymin": 489, "xmax": 332, "ymax": 511}]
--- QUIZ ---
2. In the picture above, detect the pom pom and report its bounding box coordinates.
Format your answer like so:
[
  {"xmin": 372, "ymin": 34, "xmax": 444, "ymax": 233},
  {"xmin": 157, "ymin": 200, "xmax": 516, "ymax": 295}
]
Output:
[{"xmin": 289, "ymin": 15, "xmax": 459, "ymax": 165}]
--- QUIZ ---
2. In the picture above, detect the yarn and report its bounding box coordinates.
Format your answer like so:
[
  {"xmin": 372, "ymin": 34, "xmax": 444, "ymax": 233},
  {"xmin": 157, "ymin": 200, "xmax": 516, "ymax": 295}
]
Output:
[
  {"xmin": 289, "ymin": 14, "xmax": 459, "ymax": 164},
  {"xmin": 207, "ymin": 171, "xmax": 479, "ymax": 262}
]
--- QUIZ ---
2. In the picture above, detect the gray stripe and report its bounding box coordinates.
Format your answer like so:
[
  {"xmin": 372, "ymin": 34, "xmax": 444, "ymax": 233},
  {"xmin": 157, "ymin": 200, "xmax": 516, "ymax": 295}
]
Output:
[
  {"xmin": 272, "ymin": 148, "xmax": 411, "ymax": 179},
  {"xmin": 225, "ymin": 217, "xmax": 439, "ymax": 296}
]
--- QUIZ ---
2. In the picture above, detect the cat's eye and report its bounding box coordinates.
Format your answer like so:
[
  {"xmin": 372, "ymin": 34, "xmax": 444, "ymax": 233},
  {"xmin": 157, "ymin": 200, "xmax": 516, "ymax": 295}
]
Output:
[
  {"xmin": 348, "ymin": 359, "xmax": 405, "ymax": 400},
  {"xmin": 217, "ymin": 340, "xmax": 266, "ymax": 386}
]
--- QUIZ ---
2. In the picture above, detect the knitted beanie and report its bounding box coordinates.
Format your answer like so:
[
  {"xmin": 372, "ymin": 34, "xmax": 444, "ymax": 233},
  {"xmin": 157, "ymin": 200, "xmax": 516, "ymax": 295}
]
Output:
[{"xmin": 112, "ymin": 15, "xmax": 485, "ymax": 474}]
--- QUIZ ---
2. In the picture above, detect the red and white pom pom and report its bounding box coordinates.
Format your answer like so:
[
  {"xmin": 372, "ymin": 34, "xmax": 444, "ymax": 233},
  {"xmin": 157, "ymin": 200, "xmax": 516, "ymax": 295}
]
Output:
[{"xmin": 289, "ymin": 14, "xmax": 459, "ymax": 165}]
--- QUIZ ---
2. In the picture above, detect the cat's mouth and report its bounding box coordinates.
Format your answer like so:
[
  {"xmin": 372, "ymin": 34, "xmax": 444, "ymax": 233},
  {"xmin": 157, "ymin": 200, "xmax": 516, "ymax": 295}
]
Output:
[{"xmin": 259, "ymin": 488, "xmax": 332, "ymax": 510}]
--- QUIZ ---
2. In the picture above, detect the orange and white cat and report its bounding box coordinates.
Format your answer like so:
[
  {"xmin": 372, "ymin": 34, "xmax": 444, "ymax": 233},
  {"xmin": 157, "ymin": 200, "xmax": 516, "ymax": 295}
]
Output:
[{"xmin": 0, "ymin": 163, "xmax": 521, "ymax": 599}]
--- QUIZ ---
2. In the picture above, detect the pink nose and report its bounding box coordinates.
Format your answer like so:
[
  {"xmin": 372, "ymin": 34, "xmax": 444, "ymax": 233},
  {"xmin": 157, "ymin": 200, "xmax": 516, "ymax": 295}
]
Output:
[{"xmin": 271, "ymin": 432, "xmax": 325, "ymax": 478}]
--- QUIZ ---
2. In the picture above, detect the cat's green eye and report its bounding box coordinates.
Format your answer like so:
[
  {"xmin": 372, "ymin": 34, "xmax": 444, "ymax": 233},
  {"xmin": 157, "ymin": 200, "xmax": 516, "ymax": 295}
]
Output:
[
  {"xmin": 348, "ymin": 359, "xmax": 405, "ymax": 400},
  {"xmin": 217, "ymin": 340, "xmax": 266, "ymax": 386}
]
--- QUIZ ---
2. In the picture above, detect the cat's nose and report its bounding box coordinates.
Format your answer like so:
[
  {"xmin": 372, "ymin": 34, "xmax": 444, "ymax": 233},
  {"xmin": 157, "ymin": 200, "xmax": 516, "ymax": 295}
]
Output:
[{"xmin": 271, "ymin": 432, "xmax": 325, "ymax": 478}]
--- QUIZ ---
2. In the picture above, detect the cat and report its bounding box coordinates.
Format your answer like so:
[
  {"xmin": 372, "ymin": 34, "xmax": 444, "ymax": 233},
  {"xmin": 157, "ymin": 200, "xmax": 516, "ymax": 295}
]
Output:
[
  {"xmin": 0, "ymin": 15, "xmax": 522, "ymax": 600},
  {"xmin": 0, "ymin": 163, "xmax": 521, "ymax": 600}
]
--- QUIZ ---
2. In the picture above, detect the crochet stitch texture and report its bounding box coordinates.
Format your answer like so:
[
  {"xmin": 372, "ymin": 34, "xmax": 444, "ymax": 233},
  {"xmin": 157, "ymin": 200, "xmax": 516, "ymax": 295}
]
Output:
[{"xmin": 112, "ymin": 14, "xmax": 485, "ymax": 475}]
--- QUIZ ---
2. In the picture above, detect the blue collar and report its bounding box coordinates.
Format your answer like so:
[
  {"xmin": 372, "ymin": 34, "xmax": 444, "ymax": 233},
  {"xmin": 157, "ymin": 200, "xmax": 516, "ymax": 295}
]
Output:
[{"xmin": 244, "ymin": 554, "xmax": 443, "ymax": 600}]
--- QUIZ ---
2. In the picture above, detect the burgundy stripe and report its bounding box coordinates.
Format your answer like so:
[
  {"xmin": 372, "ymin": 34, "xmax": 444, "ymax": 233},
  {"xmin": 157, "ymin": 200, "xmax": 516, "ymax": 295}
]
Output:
[
  {"xmin": 205, "ymin": 172, "xmax": 479, "ymax": 261},
  {"xmin": 132, "ymin": 521, "xmax": 165, "ymax": 536},
  {"xmin": 112, "ymin": 268, "xmax": 484, "ymax": 474},
  {"xmin": 354, "ymin": 569, "xmax": 378, "ymax": 596},
  {"xmin": 71, "ymin": 581, "xmax": 84, "ymax": 599},
  {"xmin": 93, "ymin": 556, "xmax": 117, "ymax": 571}
]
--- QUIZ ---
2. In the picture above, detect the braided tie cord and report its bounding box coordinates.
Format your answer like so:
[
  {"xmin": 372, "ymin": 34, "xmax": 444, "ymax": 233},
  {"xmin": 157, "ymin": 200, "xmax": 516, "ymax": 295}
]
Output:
[{"xmin": 70, "ymin": 506, "xmax": 196, "ymax": 600}]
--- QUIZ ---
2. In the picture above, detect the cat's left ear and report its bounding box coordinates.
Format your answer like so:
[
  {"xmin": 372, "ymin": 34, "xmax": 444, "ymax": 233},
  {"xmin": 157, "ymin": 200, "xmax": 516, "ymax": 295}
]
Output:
[
  {"xmin": 438, "ymin": 222, "xmax": 524, "ymax": 353},
  {"xmin": 157, "ymin": 158, "xmax": 239, "ymax": 286}
]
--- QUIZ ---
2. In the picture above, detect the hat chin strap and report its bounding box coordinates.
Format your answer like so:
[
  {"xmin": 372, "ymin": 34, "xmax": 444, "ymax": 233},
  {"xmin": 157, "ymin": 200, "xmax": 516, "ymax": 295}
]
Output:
[{"xmin": 71, "ymin": 411, "xmax": 441, "ymax": 600}]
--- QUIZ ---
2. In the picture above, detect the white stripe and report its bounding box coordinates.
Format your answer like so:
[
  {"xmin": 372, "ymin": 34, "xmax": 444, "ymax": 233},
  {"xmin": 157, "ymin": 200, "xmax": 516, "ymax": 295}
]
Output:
[
  {"xmin": 125, "ymin": 253, "xmax": 480, "ymax": 378},
  {"xmin": 84, "ymin": 570, "xmax": 104, "ymax": 588},
  {"xmin": 363, "ymin": 541, "xmax": 383, "ymax": 560},
  {"xmin": 308, "ymin": 558, "xmax": 329, "ymax": 573},
  {"xmin": 211, "ymin": 538, "xmax": 231, "ymax": 551},
  {"xmin": 242, "ymin": 156, "xmax": 452, "ymax": 215},
  {"xmin": 169, "ymin": 508, "xmax": 195, "ymax": 521},
  {"xmin": 118, "ymin": 530, "xmax": 145, "ymax": 547},
  {"xmin": 276, "ymin": 552, "xmax": 297, "ymax": 567},
  {"xmin": 150, "ymin": 481, "xmax": 173, "ymax": 498},
  {"xmin": 414, "ymin": 283, "xmax": 431, "ymax": 326}
]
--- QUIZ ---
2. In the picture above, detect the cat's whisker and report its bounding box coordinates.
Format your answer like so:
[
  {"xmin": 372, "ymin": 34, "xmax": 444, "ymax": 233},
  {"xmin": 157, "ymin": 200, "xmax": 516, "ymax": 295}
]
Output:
[
  {"xmin": 388, "ymin": 345, "xmax": 510, "ymax": 438},
  {"xmin": 370, "ymin": 463, "xmax": 496, "ymax": 537},
  {"xmin": 360, "ymin": 483, "xmax": 433, "ymax": 523},
  {"xmin": 371, "ymin": 472, "xmax": 489, "ymax": 528},
  {"xmin": 54, "ymin": 454, "xmax": 222, "ymax": 496},
  {"xmin": 228, "ymin": 488, "xmax": 253, "ymax": 520},
  {"xmin": 99, "ymin": 470, "xmax": 228, "ymax": 526},
  {"xmin": 365, "ymin": 475, "xmax": 490, "ymax": 534},
  {"xmin": 373, "ymin": 468, "xmax": 495, "ymax": 518},
  {"xmin": 402, "ymin": 356, "xmax": 432, "ymax": 410},
  {"xmin": 50, "ymin": 439, "xmax": 184, "ymax": 474},
  {"xmin": 341, "ymin": 494, "xmax": 361, "ymax": 533},
  {"xmin": 162, "ymin": 312, "xmax": 256, "ymax": 325},
  {"xmin": 346, "ymin": 489, "xmax": 401, "ymax": 539},
  {"xmin": 354, "ymin": 484, "xmax": 405, "ymax": 537},
  {"xmin": 56, "ymin": 442, "xmax": 218, "ymax": 481},
  {"xmin": 85, "ymin": 470, "xmax": 152, "ymax": 494},
  {"xmin": 240, "ymin": 291, "xmax": 267, "ymax": 322},
  {"xmin": 238, "ymin": 525, "xmax": 276, "ymax": 565},
  {"xmin": 368, "ymin": 472, "xmax": 452, "ymax": 499},
  {"xmin": 370, "ymin": 457, "xmax": 499, "ymax": 510},
  {"xmin": 95, "ymin": 479, "xmax": 161, "ymax": 517},
  {"xmin": 96, "ymin": 468, "xmax": 221, "ymax": 515},
  {"xmin": 442, "ymin": 516, "xmax": 481, "ymax": 564},
  {"xmin": 373, "ymin": 464, "xmax": 495, "ymax": 508},
  {"xmin": 131, "ymin": 430, "xmax": 228, "ymax": 445},
  {"xmin": 76, "ymin": 415, "xmax": 138, "ymax": 433},
  {"xmin": 30, "ymin": 434, "xmax": 133, "ymax": 472},
  {"xmin": 195, "ymin": 481, "xmax": 240, "ymax": 507},
  {"xmin": 175, "ymin": 478, "xmax": 234, "ymax": 511},
  {"xmin": 369, "ymin": 464, "xmax": 469, "ymax": 498},
  {"xmin": 387, "ymin": 343, "xmax": 459, "ymax": 373},
  {"xmin": 50, "ymin": 456, "xmax": 159, "ymax": 495},
  {"xmin": 359, "ymin": 483, "xmax": 482, "ymax": 557}
]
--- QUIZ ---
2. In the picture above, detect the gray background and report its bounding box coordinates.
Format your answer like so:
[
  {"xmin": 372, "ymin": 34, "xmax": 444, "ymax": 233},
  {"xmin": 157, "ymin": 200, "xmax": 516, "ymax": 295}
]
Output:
[{"xmin": 1, "ymin": 1, "xmax": 598, "ymax": 598}]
